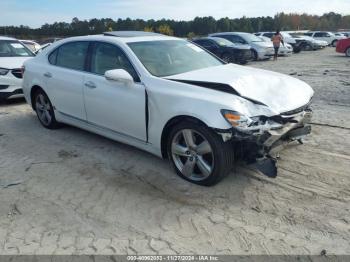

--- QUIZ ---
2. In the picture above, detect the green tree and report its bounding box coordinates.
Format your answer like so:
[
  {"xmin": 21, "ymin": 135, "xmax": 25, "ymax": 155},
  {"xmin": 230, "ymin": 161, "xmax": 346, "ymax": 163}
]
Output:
[{"xmin": 156, "ymin": 24, "xmax": 174, "ymax": 36}]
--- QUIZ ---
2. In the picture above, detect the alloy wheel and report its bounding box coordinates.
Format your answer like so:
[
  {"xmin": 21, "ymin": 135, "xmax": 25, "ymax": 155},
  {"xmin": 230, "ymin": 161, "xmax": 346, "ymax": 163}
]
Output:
[
  {"xmin": 346, "ymin": 48, "xmax": 350, "ymax": 57},
  {"xmin": 171, "ymin": 129, "xmax": 214, "ymax": 181},
  {"xmin": 35, "ymin": 93, "xmax": 52, "ymax": 126}
]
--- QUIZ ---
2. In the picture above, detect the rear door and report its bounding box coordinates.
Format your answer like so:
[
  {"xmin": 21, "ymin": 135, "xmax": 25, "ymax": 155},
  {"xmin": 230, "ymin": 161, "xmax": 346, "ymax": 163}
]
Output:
[
  {"xmin": 313, "ymin": 32, "xmax": 331, "ymax": 44},
  {"xmin": 45, "ymin": 41, "xmax": 89, "ymax": 120},
  {"xmin": 83, "ymin": 41, "xmax": 146, "ymax": 141}
]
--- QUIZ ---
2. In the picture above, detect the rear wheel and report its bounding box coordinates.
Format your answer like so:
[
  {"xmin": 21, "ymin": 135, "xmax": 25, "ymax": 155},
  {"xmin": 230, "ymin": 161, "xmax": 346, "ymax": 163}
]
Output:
[
  {"xmin": 34, "ymin": 89, "xmax": 60, "ymax": 129},
  {"xmin": 346, "ymin": 47, "xmax": 350, "ymax": 57},
  {"xmin": 332, "ymin": 40, "xmax": 338, "ymax": 47},
  {"xmin": 167, "ymin": 120, "xmax": 234, "ymax": 186}
]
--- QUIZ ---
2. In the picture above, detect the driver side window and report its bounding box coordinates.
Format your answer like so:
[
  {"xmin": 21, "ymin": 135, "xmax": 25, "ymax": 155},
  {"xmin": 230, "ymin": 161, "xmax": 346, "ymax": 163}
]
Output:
[{"xmin": 90, "ymin": 42, "xmax": 139, "ymax": 82}]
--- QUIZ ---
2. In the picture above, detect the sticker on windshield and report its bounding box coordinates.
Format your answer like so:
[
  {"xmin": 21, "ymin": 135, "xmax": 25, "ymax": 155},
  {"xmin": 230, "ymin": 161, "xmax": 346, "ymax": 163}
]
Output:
[
  {"xmin": 10, "ymin": 43, "xmax": 24, "ymax": 49},
  {"xmin": 187, "ymin": 43, "xmax": 204, "ymax": 52}
]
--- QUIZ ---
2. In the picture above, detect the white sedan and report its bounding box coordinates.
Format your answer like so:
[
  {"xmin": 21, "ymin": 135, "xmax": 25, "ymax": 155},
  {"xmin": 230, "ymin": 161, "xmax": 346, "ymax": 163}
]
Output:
[
  {"xmin": 22, "ymin": 31, "xmax": 314, "ymax": 186},
  {"xmin": 0, "ymin": 36, "xmax": 34, "ymax": 101},
  {"xmin": 258, "ymin": 36, "xmax": 293, "ymax": 55}
]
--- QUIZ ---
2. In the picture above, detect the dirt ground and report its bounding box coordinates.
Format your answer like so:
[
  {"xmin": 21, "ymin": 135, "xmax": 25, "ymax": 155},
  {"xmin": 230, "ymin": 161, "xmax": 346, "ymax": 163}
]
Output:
[{"xmin": 0, "ymin": 47, "xmax": 349, "ymax": 255}]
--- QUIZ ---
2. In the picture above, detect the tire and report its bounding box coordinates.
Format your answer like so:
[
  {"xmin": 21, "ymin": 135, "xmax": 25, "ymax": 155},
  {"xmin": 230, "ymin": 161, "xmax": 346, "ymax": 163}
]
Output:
[
  {"xmin": 346, "ymin": 47, "xmax": 350, "ymax": 57},
  {"xmin": 252, "ymin": 49, "xmax": 258, "ymax": 61},
  {"xmin": 33, "ymin": 89, "xmax": 61, "ymax": 129},
  {"xmin": 303, "ymin": 43, "xmax": 312, "ymax": 51},
  {"xmin": 167, "ymin": 120, "xmax": 234, "ymax": 186},
  {"xmin": 332, "ymin": 40, "xmax": 338, "ymax": 47}
]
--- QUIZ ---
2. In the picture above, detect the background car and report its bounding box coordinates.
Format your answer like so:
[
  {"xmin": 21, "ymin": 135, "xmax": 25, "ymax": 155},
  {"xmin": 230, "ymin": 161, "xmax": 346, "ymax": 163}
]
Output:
[
  {"xmin": 290, "ymin": 34, "xmax": 327, "ymax": 50},
  {"xmin": 209, "ymin": 32, "xmax": 274, "ymax": 60},
  {"xmin": 304, "ymin": 31, "xmax": 346, "ymax": 47},
  {"xmin": 19, "ymin": 40, "xmax": 41, "ymax": 53},
  {"xmin": 39, "ymin": 37, "xmax": 63, "ymax": 45},
  {"xmin": 0, "ymin": 36, "xmax": 34, "ymax": 101},
  {"xmin": 192, "ymin": 37, "xmax": 252, "ymax": 64},
  {"xmin": 258, "ymin": 36, "xmax": 293, "ymax": 56},
  {"xmin": 255, "ymin": 31, "xmax": 299, "ymax": 53},
  {"xmin": 336, "ymin": 38, "xmax": 350, "ymax": 56},
  {"xmin": 334, "ymin": 32, "xmax": 347, "ymax": 38}
]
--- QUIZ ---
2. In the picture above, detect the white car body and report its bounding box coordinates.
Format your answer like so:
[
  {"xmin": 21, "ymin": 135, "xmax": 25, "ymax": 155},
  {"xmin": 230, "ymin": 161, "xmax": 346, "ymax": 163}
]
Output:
[
  {"xmin": 19, "ymin": 40, "xmax": 41, "ymax": 53},
  {"xmin": 22, "ymin": 32, "xmax": 314, "ymax": 184},
  {"xmin": 0, "ymin": 36, "xmax": 34, "ymax": 100},
  {"xmin": 295, "ymin": 35, "xmax": 328, "ymax": 48},
  {"xmin": 209, "ymin": 32, "xmax": 275, "ymax": 60},
  {"xmin": 258, "ymin": 36, "xmax": 293, "ymax": 55},
  {"xmin": 255, "ymin": 32, "xmax": 297, "ymax": 46},
  {"xmin": 305, "ymin": 31, "xmax": 346, "ymax": 46}
]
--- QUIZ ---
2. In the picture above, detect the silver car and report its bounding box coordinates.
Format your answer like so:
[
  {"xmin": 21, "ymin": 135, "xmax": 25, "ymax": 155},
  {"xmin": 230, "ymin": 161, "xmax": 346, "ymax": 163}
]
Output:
[{"xmin": 210, "ymin": 32, "xmax": 275, "ymax": 60}]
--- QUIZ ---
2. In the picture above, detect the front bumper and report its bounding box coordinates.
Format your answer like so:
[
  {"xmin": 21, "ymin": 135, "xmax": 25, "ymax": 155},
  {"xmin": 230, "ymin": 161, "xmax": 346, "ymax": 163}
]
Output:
[
  {"xmin": 217, "ymin": 108, "xmax": 313, "ymax": 176},
  {"xmin": 232, "ymin": 49, "xmax": 253, "ymax": 64},
  {"xmin": 0, "ymin": 70, "xmax": 24, "ymax": 100},
  {"xmin": 0, "ymin": 88, "xmax": 23, "ymax": 100},
  {"xmin": 257, "ymin": 48, "xmax": 275, "ymax": 59}
]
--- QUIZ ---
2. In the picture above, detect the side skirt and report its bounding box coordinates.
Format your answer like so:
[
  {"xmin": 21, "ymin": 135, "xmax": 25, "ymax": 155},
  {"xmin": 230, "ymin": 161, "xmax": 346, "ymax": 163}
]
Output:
[{"xmin": 55, "ymin": 111, "xmax": 162, "ymax": 158}]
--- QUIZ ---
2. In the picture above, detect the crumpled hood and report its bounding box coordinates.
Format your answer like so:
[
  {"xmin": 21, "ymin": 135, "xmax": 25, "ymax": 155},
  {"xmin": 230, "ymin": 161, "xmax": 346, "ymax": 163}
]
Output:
[
  {"xmin": 167, "ymin": 64, "xmax": 314, "ymax": 114},
  {"xmin": 0, "ymin": 57, "xmax": 32, "ymax": 69}
]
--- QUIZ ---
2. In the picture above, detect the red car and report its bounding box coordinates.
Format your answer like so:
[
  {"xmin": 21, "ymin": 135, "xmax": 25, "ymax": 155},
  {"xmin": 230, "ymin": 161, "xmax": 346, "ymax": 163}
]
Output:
[{"xmin": 336, "ymin": 38, "xmax": 350, "ymax": 57}]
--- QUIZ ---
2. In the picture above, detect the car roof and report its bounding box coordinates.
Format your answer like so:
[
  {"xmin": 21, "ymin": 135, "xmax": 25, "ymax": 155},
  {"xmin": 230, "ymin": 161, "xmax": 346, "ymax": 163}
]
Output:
[
  {"xmin": 193, "ymin": 36, "xmax": 223, "ymax": 41},
  {"xmin": 103, "ymin": 31, "xmax": 163, "ymax": 37},
  {"xmin": 50, "ymin": 32, "xmax": 178, "ymax": 45},
  {"xmin": 211, "ymin": 32, "xmax": 249, "ymax": 35},
  {"xmin": 0, "ymin": 36, "xmax": 16, "ymax": 41}
]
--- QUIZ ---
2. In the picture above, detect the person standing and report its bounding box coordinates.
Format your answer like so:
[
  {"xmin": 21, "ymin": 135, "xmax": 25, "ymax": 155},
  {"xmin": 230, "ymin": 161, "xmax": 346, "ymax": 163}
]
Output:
[{"xmin": 271, "ymin": 30, "xmax": 284, "ymax": 61}]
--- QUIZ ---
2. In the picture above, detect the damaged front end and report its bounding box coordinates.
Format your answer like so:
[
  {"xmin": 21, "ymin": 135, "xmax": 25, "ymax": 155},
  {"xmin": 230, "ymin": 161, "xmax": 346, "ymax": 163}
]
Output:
[{"xmin": 216, "ymin": 105, "xmax": 313, "ymax": 178}]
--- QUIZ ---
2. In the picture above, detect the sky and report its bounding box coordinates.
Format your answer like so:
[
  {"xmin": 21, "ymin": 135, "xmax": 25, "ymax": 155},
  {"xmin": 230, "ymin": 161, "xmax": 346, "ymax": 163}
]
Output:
[{"xmin": 1, "ymin": 0, "xmax": 350, "ymax": 28}]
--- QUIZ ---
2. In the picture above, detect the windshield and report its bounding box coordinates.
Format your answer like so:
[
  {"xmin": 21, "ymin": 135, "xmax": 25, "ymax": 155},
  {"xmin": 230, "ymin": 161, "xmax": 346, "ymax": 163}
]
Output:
[
  {"xmin": 241, "ymin": 34, "xmax": 263, "ymax": 42},
  {"xmin": 0, "ymin": 40, "xmax": 34, "ymax": 57},
  {"xmin": 128, "ymin": 40, "xmax": 224, "ymax": 77},
  {"xmin": 212, "ymin": 38, "xmax": 235, "ymax": 47}
]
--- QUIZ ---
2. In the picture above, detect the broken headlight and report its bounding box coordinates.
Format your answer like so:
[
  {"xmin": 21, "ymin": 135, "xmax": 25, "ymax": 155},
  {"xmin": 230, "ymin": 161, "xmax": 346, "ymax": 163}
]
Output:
[{"xmin": 221, "ymin": 110, "xmax": 254, "ymax": 128}]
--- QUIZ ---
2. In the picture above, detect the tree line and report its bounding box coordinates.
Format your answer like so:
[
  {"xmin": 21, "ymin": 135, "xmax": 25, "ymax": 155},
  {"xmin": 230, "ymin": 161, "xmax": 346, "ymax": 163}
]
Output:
[{"xmin": 1, "ymin": 12, "xmax": 349, "ymax": 40}]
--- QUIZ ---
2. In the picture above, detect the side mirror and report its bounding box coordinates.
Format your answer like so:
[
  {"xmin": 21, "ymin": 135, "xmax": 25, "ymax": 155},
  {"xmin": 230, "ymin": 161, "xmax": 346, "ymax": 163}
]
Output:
[{"xmin": 105, "ymin": 69, "xmax": 134, "ymax": 85}]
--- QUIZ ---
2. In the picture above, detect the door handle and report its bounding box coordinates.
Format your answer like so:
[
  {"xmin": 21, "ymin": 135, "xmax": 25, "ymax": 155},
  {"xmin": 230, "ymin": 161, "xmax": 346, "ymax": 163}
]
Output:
[
  {"xmin": 84, "ymin": 81, "xmax": 96, "ymax": 89},
  {"xmin": 43, "ymin": 72, "xmax": 52, "ymax": 78}
]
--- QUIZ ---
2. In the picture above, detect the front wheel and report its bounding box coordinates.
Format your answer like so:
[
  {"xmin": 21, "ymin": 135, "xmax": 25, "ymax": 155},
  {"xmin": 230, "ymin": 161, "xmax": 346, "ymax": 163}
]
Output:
[
  {"xmin": 167, "ymin": 121, "xmax": 234, "ymax": 186},
  {"xmin": 346, "ymin": 47, "xmax": 350, "ymax": 57},
  {"xmin": 34, "ymin": 89, "xmax": 61, "ymax": 129},
  {"xmin": 251, "ymin": 49, "xmax": 258, "ymax": 61}
]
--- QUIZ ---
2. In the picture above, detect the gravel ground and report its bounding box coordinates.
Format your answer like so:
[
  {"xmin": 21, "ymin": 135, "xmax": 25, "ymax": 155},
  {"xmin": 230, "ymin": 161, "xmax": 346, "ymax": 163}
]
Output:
[{"xmin": 0, "ymin": 47, "xmax": 349, "ymax": 255}]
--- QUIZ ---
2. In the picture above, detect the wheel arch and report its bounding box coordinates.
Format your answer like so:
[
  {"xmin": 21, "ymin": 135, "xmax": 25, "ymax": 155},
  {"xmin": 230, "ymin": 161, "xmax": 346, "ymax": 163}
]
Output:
[
  {"xmin": 160, "ymin": 115, "xmax": 210, "ymax": 159},
  {"xmin": 30, "ymin": 85, "xmax": 45, "ymax": 110}
]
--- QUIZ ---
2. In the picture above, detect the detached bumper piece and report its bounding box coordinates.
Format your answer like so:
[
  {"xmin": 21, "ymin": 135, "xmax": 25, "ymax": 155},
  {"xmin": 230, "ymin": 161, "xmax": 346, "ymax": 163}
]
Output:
[{"xmin": 251, "ymin": 158, "xmax": 278, "ymax": 178}]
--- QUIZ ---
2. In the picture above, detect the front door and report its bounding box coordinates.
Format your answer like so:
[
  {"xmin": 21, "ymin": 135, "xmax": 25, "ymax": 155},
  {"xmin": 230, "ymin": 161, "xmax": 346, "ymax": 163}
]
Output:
[{"xmin": 83, "ymin": 42, "xmax": 146, "ymax": 141}]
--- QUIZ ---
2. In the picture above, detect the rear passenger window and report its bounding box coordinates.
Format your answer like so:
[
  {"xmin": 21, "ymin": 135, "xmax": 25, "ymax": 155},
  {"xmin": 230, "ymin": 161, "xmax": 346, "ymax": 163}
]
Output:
[{"xmin": 55, "ymin": 42, "xmax": 89, "ymax": 71}]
